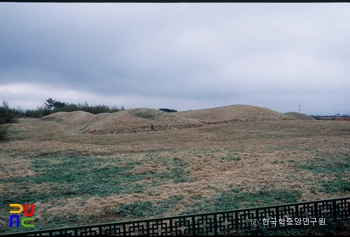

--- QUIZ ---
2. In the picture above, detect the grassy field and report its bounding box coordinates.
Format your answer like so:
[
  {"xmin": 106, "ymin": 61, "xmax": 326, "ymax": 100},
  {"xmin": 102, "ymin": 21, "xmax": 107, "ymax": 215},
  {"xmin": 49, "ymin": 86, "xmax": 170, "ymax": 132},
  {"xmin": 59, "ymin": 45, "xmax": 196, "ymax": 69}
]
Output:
[{"xmin": 0, "ymin": 106, "xmax": 349, "ymax": 235}]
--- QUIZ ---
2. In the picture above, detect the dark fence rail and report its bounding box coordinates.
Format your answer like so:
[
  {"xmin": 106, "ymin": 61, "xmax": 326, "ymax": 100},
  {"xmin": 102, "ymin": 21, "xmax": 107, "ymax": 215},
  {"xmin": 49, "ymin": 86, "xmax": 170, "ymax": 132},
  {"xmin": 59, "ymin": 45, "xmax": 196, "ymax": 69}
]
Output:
[{"xmin": 3, "ymin": 196, "xmax": 350, "ymax": 236}]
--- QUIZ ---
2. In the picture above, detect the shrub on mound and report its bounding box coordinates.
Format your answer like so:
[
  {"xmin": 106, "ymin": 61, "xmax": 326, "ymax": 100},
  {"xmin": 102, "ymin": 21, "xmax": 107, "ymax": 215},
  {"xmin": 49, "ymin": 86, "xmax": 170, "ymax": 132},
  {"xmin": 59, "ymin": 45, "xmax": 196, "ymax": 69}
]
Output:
[
  {"xmin": 0, "ymin": 124, "xmax": 10, "ymax": 141},
  {"xmin": 0, "ymin": 101, "xmax": 18, "ymax": 141}
]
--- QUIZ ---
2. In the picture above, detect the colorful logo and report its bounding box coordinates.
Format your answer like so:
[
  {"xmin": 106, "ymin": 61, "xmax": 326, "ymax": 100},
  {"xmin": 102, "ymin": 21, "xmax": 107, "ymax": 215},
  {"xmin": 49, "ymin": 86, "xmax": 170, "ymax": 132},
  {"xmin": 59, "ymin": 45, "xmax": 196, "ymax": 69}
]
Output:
[{"xmin": 9, "ymin": 204, "xmax": 35, "ymax": 228}]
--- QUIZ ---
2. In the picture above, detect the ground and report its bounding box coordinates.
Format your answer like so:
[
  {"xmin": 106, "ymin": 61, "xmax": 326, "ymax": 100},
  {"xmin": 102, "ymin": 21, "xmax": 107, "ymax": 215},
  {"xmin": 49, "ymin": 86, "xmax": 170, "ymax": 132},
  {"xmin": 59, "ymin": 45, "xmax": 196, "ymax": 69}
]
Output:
[{"xmin": 0, "ymin": 105, "xmax": 349, "ymax": 235}]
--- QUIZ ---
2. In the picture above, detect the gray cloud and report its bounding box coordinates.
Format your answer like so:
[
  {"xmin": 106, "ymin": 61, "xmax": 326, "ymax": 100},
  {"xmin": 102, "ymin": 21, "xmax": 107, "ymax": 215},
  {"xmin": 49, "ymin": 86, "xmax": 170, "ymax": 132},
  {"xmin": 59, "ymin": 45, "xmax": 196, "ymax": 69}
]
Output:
[{"xmin": 1, "ymin": 3, "xmax": 349, "ymax": 115}]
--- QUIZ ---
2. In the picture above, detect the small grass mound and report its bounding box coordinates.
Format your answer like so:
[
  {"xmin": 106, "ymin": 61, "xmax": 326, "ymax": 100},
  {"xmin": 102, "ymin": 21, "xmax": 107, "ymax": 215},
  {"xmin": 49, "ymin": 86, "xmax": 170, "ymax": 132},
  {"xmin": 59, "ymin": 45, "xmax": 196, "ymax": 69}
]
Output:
[{"xmin": 41, "ymin": 111, "xmax": 98, "ymax": 127}]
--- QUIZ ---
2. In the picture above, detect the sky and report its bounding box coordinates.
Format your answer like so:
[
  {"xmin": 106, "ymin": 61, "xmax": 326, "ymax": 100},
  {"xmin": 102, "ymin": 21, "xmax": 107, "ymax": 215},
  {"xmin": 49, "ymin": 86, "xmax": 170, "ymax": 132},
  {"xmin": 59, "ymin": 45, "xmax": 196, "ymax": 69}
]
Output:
[{"xmin": 1, "ymin": 3, "xmax": 349, "ymax": 115}]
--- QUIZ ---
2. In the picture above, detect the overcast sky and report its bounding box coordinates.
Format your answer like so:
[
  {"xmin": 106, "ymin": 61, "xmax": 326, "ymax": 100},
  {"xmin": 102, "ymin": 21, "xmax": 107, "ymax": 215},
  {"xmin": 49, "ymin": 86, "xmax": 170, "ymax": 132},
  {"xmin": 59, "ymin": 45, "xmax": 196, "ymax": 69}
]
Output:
[{"xmin": 1, "ymin": 3, "xmax": 349, "ymax": 115}]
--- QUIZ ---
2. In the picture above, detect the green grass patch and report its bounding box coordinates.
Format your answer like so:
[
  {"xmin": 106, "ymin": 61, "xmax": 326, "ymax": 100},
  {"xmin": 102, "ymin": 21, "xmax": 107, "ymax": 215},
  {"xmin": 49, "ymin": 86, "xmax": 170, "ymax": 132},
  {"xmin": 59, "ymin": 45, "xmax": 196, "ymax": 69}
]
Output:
[
  {"xmin": 171, "ymin": 158, "xmax": 194, "ymax": 183},
  {"xmin": 295, "ymin": 156, "xmax": 350, "ymax": 195},
  {"xmin": 296, "ymin": 156, "xmax": 350, "ymax": 175},
  {"xmin": 117, "ymin": 201, "xmax": 155, "ymax": 218},
  {"xmin": 320, "ymin": 179, "xmax": 350, "ymax": 194},
  {"xmin": 116, "ymin": 196, "xmax": 184, "ymax": 219},
  {"xmin": 1, "ymin": 154, "xmax": 193, "ymax": 206},
  {"xmin": 46, "ymin": 211, "xmax": 79, "ymax": 227},
  {"xmin": 1, "ymin": 153, "xmax": 195, "ymax": 208},
  {"xmin": 153, "ymin": 196, "xmax": 184, "ymax": 216},
  {"xmin": 181, "ymin": 187, "xmax": 302, "ymax": 215},
  {"xmin": 222, "ymin": 152, "xmax": 241, "ymax": 162}
]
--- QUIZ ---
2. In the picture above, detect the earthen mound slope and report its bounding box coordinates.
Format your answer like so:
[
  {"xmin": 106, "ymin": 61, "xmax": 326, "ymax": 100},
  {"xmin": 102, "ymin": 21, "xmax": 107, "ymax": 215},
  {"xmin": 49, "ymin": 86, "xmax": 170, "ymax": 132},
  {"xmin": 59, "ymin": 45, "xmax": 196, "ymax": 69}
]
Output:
[
  {"xmin": 40, "ymin": 105, "xmax": 296, "ymax": 134},
  {"xmin": 178, "ymin": 104, "xmax": 295, "ymax": 124},
  {"xmin": 82, "ymin": 108, "xmax": 203, "ymax": 134},
  {"xmin": 41, "ymin": 111, "xmax": 98, "ymax": 127},
  {"xmin": 284, "ymin": 112, "xmax": 316, "ymax": 121}
]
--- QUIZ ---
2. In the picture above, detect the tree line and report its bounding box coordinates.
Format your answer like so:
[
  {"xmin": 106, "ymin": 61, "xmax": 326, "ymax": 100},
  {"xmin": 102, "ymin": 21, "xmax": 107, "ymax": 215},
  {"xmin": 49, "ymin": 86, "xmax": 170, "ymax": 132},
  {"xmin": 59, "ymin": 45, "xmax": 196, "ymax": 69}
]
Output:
[{"xmin": 2, "ymin": 98, "xmax": 125, "ymax": 118}]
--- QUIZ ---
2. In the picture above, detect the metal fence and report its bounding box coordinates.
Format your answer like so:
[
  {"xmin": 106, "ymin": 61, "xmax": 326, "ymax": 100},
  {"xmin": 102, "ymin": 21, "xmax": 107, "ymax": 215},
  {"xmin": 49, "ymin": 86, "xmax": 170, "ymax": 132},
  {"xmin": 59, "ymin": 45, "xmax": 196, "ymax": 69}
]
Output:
[{"xmin": 4, "ymin": 196, "xmax": 350, "ymax": 236}]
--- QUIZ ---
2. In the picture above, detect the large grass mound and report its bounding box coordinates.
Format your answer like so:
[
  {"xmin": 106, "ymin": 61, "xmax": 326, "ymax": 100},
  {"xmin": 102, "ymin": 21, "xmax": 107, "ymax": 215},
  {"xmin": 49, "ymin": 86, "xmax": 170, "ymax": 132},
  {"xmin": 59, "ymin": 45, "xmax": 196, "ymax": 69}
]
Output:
[
  {"xmin": 284, "ymin": 112, "xmax": 316, "ymax": 121},
  {"xmin": 40, "ymin": 105, "xmax": 296, "ymax": 134},
  {"xmin": 82, "ymin": 108, "xmax": 202, "ymax": 134},
  {"xmin": 178, "ymin": 104, "xmax": 294, "ymax": 124}
]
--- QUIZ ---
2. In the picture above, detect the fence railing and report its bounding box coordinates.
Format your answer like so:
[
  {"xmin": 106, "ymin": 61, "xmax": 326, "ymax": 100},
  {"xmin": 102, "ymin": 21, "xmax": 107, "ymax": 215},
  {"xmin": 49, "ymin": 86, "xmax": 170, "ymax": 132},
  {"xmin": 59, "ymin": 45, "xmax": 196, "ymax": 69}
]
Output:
[{"xmin": 3, "ymin": 196, "xmax": 350, "ymax": 236}]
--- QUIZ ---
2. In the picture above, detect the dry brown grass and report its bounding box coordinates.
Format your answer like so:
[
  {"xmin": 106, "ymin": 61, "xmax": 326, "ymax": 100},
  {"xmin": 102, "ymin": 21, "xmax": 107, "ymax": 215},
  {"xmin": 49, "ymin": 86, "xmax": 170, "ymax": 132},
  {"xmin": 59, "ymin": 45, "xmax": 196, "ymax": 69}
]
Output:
[
  {"xmin": 81, "ymin": 108, "xmax": 202, "ymax": 134},
  {"xmin": 284, "ymin": 112, "xmax": 316, "ymax": 120},
  {"xmin": 179, "ymin": 104, "xmax": 294, "ymax": 123},
  {"xmin": 41, "ymin": 111, "xmax": 98, "ymax": 128},
  {"xmin": 1, "ymin": 105, "xmax": 349, "ymax": 233},
  {"xmin": 39, "ymin": 105, "xmax": 294, "ymax": 135}
]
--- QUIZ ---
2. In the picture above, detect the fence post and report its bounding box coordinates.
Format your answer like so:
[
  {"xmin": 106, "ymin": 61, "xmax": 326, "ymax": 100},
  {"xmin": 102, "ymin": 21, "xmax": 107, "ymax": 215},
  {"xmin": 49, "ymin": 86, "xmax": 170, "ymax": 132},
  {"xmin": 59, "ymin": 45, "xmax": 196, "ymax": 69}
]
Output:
[
  {"xmin": 235, "ymin": 211, "xmax": 239, "ymax": 232},
  {"xmin": 314, "ymin": 202, "xmax": 318, "ymax": 220},
  {"xmin": 276, "ymin": 207, "xmax": 279, "ymax": 227},
  {"xmin": 170, "ymin": 217, "xmax": 173, "ymax": 235},
  {"xmin": 295, "ymin": 204, "xmax": 299, "ymax": 218},
  {"xmin": 214, "ymin": 214, "xmax": 218, "ymax": 236},
  {"xmin": 146, "ymin": 220, "xmax": 150, "ymax": 236},
  {"xmin": 255, "ymin": 209, "xmax": 259, "ymax": 232},
  {"xmin": 192, "ymin": 216, "xmax": 196, "ymax": 236},
  {"xmin": 333, "ymin": 200, "xmax": 337, "ymax": 221}
]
